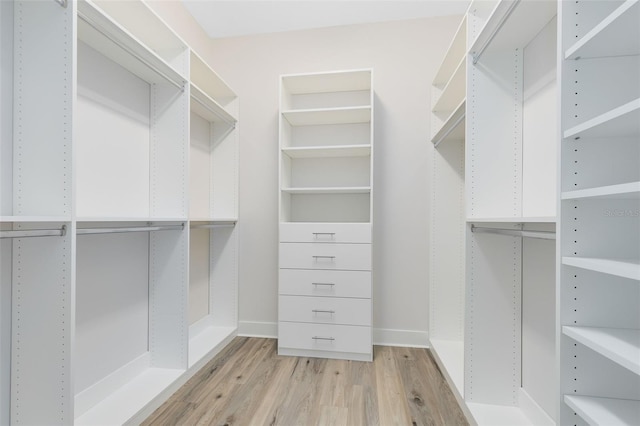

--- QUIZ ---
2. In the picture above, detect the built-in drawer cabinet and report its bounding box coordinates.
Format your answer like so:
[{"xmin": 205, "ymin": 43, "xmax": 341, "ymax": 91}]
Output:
[
  {"xmin": 279, "ymin": 295, "xmax": 371, "ymax": 326},
  {"xmin": 278, "ymin": 322, "xmax": 371, "ymax": 355},
  {"xmin": 279, "ymin": 242, "xmax": 371, "ymax": 271},
  {"xmin": 280, "ymin": 222, "xmax": 372, "ymax": 244},
  {"xmin": 279, "ymin": 269, "xmax": 372, "ymax": 298}
]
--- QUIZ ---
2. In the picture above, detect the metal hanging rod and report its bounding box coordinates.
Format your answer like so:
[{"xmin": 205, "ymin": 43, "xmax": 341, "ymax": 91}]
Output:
[
  {"xmin": 191, "ymin": 95, "xmax": 236, "ymax": 129},
  {"xmin": 77, "ymin": 224, "xmax": 184, "ymax": 235},
  {"xmin": 77, "ymin": 11, "xmax": 185, "ymax": 92},
  {"xmin": 471, "ymin": 225, "xmax": 555, "ymax": 240},
  {"xmin": 472, "ymin": 0, "xmax": 521, "ymax": 65},
  {"xmin": 190, "ymin": 222, "xmax": 236, "ymax": 229},
  {"xmin": 54, "ymin": 0, "xmax": 68, "ymax": 8},
  {"xmin": 0, "ymin": 225, "xmax": 67, "ymax": 239}
]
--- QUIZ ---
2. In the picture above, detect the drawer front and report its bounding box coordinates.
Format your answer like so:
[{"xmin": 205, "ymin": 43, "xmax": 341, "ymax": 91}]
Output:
[
  {"xmin": 279, "ymin": 295, "xmax": 371, "ymax": 326},
  {"xmin": 280, "ymin": 223, "xmax": 371, "ymax": 244},
  {"xmin": 278, "ymin": 322, "xmax": 371, "ymax": 354},
  {"xmin": 279, "ymin": 243, "xmax": 371, "ymax": 271},
  {"xmin": 279, "ymin": 269, "xmax": 371, "ymax": 298}
]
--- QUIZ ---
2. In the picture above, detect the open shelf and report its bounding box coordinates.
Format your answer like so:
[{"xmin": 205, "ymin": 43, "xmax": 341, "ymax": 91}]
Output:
[
  {"xmin": 562, "ymin": 257, "xmax": 640, "ymax": 281},
  {"xmin": 434, "ymin": 16, "xmax": 467, "ymax": 88},
  {"xmin": 432, "ymin": 58, "xmax": 466, "ymax": 113},
  {"xmin": 282, "ymin": 144, "xmax": 371, "ymax": 159},
  {"xmin": 467, "ymin": 216, "xmax": 557, "ymax": 224},
  {"xmin": 563, "ymin": 326, "xmax": 640, "ymax": 375},
  {"xmin": 561, "ymin": 182, "xmax": 640, "ymax": 200},
  {"xmin": 565, "ymin": 0, "xmax": 640, "ymax": 60},
  {"xmin": 282, "ymin": 186, "xmax": 371, "ymax": 195},
  {"xmin": 564, "ymin": 395, "xmax": 640, "ymax": 426},
  {"xmin": 190, "ymin": 50, "xmax": 236, "ymax": 102},
  {"xmin": 563, "ymin": 98, "xmax": 640, "ymax": 140},
  {"xmin": 282, "ymin": 69, "xmax": 372, "ymax": 94},
  {"xmin": 190, "ymin": 83, "xmax": 236, "ymax": 126},
  {"xmin": 432, "ymin": 100, "xmax": 465, "ymax": 146},
  {"xmin": 282, "ymin": 106, "xmax": 371, "ymax": 126}
]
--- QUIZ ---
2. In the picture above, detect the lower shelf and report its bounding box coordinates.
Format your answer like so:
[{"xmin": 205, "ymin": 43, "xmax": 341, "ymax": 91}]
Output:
[
  {"xmin": 429, "ymin": 339, "xmax": 464, "ymax": 396},
  {"xmin": 467, "ymin": 402, "xmax": 536, "ymax": 426},
  {"xmin": 188, "ymin": 322, "xmax": 237, "ymax": 368},
  {"xmin": 564, "ymin": 395, "xmax": 640, "ymax": 426}
]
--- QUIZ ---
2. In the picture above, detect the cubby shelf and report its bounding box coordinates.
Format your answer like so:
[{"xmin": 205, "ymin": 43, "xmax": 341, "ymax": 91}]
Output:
[
  {"xmin": 561, "ymin": 182, "xmax": 640, "ymax": 200},
  {"xmin": 282, "ymin": 145, "xmax": 371, "ymax": 158},
  {"xmin": 282, "ymin": 106, "xmax": 371, "ymax": 126},
  {"xmin": 563, "ymin": 98, "xmax": 640, "ymax": 140},
  {"xmin": 564, "ymin": 395, "xmax": 640, "ymax": 426},
  {"xmin": 562, "ymin": 257, "xmax": 640, "ymax": 281},
  {"xmin": 563, "ymin": 326, "xmax": 640, "ymax": 375},
  {"xmin": 431, "ymin": 99, "xmax": 465, "ymax": 146},
  {"xmin": 281, "ymin": 186, "xmax": 371, "ymax": 195},
  {"xmin": 565, "ymin": 0, "xmax": 640, "ymax": 60}
]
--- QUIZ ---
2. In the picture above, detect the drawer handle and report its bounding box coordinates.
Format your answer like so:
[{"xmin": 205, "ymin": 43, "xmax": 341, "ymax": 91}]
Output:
[
  {"xmin": 312, "ymin": 282, "xmax": 335, "ymax": 287},
  {"xmin": 312, "ymin": 309, "xmax": 335, "ymax": 314},
  {"xmin": 312, "ymin": 255, "xmax": 335, "ymax": 260},
  {"xmin": 312, "ymin": 232, "xmax": 335, "ymax": 237},
  {"xmin": 312, "ymin": 336, "xmax": 335, "ymax": 341}
]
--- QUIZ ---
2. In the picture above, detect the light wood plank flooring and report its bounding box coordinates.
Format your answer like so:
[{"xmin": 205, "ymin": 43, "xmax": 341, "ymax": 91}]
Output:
[{"xmin": 143, "ymin": 337, "xmax": 468, "ymax": 425}]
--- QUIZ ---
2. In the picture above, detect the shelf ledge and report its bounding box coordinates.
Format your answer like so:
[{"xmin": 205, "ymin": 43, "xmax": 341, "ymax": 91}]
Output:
[
  {"xmin": 562, "ymin": 257, "xmax": 640, "ymax": 281},
  {"xmin": 561, "ymin": 181, "xmax": 640, "ymax": 200},
  {"xmin": 432, "ymin": 100, "xmax": 466, "ymax": 146},
  {"xmin": 282, "ymin": 144, "xmax": 371, "ymax": 158},
  {"xmin": 563, "ymin": 326, "xmax": 640, "ymax": 375},
  {"xmin": 564, "ymin": 395, "xmax": 640, "ymax": 426},
  {"xmin": 564, "ymin": 98, "xmax": 640, "ymax": 140},
  {"xmin": 282, "ymin": 106, "xmax": 371, "ymax": 126},
  {"xmin": 281, "ymin": 187, "xmax": 371, "ymax": 195}
]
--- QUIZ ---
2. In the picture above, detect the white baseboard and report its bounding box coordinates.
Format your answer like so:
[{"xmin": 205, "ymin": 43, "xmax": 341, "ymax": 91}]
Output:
[
  {"xmin": 519, "ymin": 388, "xmax": 554, "ymax": 426},
  {"xmin": 238, "ymin": 321, "xmax": 277, "ymax": 338},
  {"xmin": 238, "ymin": 322, "xmax": 428, "ymax": 348}
]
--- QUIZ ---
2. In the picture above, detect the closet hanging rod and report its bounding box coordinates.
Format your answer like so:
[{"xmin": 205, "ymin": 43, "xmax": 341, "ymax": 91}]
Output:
[
  {"xmin": 191, "ymin": 95, "xmax": 236, "ymax": 129},
  {"xmin": 472, "ymin": 0, "xmax": 521, "ymax": 65},
  {"xmin": 433, "ymin": 112, "xmax": 465, "ymax": 148},
  {"xmin": 76, "ymin": 224, "xmax": 184, "ymax": 235},
  {"xmin": 77, "ymin": 11, "xmax": 185, "ymax": 92},
  {"xmin": 190, "ymin": 222, "xmax": 236, "ymax": 229},
  {"xmin": 0, "ymin": 225, "xmax": 67, "ymax": 239},
  {"xmin": 471, "ymin": 225, "xmax": 555, "ymax": 240}
]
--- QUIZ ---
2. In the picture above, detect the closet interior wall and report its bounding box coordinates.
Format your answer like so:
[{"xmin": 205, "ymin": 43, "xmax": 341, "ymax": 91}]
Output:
[{"xmin": 0, "ymin": 0, "xmax": 239, "ymax": 424}]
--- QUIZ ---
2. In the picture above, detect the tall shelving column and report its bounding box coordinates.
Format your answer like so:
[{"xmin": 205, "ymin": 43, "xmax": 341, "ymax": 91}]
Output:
[
  {"xmin": 558, "ymin": 1, "xmax": 640, "ymax": 424},
  {"xmin": 278, "ymin": 69, "xmax": 374, "ymax": 362}
]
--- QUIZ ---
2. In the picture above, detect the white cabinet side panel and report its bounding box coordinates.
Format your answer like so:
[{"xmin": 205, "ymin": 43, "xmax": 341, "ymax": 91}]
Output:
[
  {"xmin": 212, "ymin": 128, "xmax": 238, "ymax": 219},
  {"xmin": 0, "ymin": 0, "xmax": 12, "ymax": 216},
  {"xmin": 76, "ymin": 41, "xmax": 150, "ymax": 218},
  {"xmin": 189, "ymin": 112, "xmax": 212, "ymax": 219},
  {"xmin": 0, "ymin": 237, "xmax": 10, "ymax": 425},
  {"xmin": 522, "ymin": 238, "xmax": 556, "ymax": 420},
  {"xmin": 210, "ymin": 226, "xmax": 238, "ymax": 327},
  {"xmin": 465, "ymin": 231, "xmax": 521, "ymax": 405},
  {"xmin": 189, "ymin": 228, "xmax": 210, "ymax": 325},
  {"xmin": 75, "ymin": 233, "xmax": 149, "ymax": 394}
]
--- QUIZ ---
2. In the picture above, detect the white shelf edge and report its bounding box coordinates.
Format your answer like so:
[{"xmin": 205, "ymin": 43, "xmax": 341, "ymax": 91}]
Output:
[
  {"xmin": 281, "ymin": 186, "xmax": 371, "ymax": 195},
  {"xmin": 564, "ymin": 395, "xmax": 640, "ymax": 426},
  {"xmin": 189, "ymin": 217, "xmax": 238, "ymax": 223},
  {"xmin": 75, "ymin": 217, "xmax": 187, "ymax": 222},
  {"xmin": 563, "ymin": 98, "xmax": 640, "ymax": 139},
  {"xmin": 190, "ymin": 82, "xmax": 237, "ymax": 125},
  {"xmin": 189, "ymin": 49, "xmax": 236, "ymax": 100},
  {"xmin": 0, "ymin": 216, "xmax": 71, "ymax": 223},
  {"xmin": 281, "ymin": 144, "xmax": 371, "ymax": 158},
  {"xmin": 564, "ymin": 0, "xmax": 640, "ymax": 60},
  {"xmin": 562, "ymin": 257, "xmax": 640, "ymax": 281},
  {"xmin": 282, "ymin": 105, "xmax": 371, "ymax": 114},
  {"xmin": 561, "ymin": 181, "xmax": 640, "ymax": 200},
  {"xmin": 466, "ymin": 216, "xmax": 557, "ymax": 223},
  {"xmin": 432, "ymin": 57, "xmax": 466, "ymax": 113},
  {"xmin": 563, "ymin": 326, "xmax": 640, "ymax": 375},
  {"xmin": 433, "ymin": 16, "xmax": 467, "ymax": 87},
  {"xmin": 432, "ymin": 99, "xmax": 466, "ymax": 146}
]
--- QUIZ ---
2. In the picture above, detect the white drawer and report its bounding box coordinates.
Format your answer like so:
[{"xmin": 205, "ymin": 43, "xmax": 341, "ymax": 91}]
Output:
[
  {"xmin": 279, "ymin": 295, "xmax": 371, "ymax": 326},
  {"xmin": 280, "ymin": 223, "xmax": 371, "ymax": 244},
  {"xmin": 278, "ymin": 322, "xmax": 371, "ymax": 355},
  {"xmin": 279, "ymin": 243, "xmax": 371, "ymax": 271},
  {"xmin": 279, "ymin": 269, "xmax": 371, "ymax": 298}
]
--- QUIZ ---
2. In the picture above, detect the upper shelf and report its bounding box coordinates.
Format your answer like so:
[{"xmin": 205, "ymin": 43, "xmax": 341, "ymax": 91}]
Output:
[
  {"xmin": 432, "ymin": 58, "xmax": 466, "ymax": 114},
  {"xmin": 433, "ymin": 16, "xmax": 467, "ymax": 88},
  {"xmin": 565, "ymin": 0, "xmax": 640, "ymax": 60},
  {"xmin": 190, "ymin": 50, "xmax": 236, "ymax": 103},
  {"xmin": 563, "ymin": 326, "xmax": 640, "ymax": 375},
  {"xmin": 190, "ymin": 83, "xmax": 237, "ymax": 126},
  {"xmin": 565, "ymin": 395, "xmax": 640, "ymax": 426},
  {"xmin": 432, "ymin": 100, "xmax": 465, "ymax": 147},
  {"xmin": 282, "ymin": 106, "xmax": 371, "ymax": 126},
  {"xmin": 78, "ymin": 0, "xmax": 187, "ymax": 89},
  {"xmin": 562, "ymin": 257, "xmax": 640, "ymax": 281},
  {"xmin": 282, "ymin": 69, "xmax": 372, "ymax": 94},
  {"xmin": 470, "ymin": 0, "xmax": 557, "ymax": 63},
  {"xmin": 563, "ymin": 98, "xmax": 640, "ymax": 140},
  {"xmin": 282, "ymin": 145, "xmax": 371, "ymax": 159}
]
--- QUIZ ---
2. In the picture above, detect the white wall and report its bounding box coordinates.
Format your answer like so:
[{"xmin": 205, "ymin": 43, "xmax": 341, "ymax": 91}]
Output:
[{"xmin": 148, "ymin": 4, "xmax": 461, "ymax": 346}]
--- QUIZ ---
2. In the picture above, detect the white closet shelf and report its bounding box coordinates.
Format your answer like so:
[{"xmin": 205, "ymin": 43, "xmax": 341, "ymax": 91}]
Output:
[
  {"xmin": 190, "ymin": 50, "xmax": 236, "ymax": 101},
  {"xmin": 78, "ymin": 0, "xmax": 187, "ymax": 89},
  {"xmin": 565, "ymin": 0, "xmax": 640, "ymax": 60},
  {"xmin": 432, "ymin": 58, "xmax": 466, "ymax": 113},
  {"xmin": 0, "ymin": 216, "xmax": 70, "ymax": 223},
  {"xmin": 562, "ymin": 257, "xmax": 640, "ymax": 281},
  {"xmin": 282, "ymin": 187, "xmax": 371, "ymax": 195},
  {"xmin": 561, "ymin": 181, "xmax": 640, "ymax": 200},
  {"xmin": 466, "ymin": 402, "xmax": 536, "ymax": 426},
  {"xmin": 76, "ymin": 217, "xmax": 187, "ymax": 223},
  {"xmin": 74, "ymin": 367, "xmax": 184, "ymax": 426},
  {"xmin": 433, "ymin": 16, "xmax": 467, "ymax": 87},
  {"xmin": 467, "ymin": 216, "xmax": 557, "ymax": 223},
  {"xmin": 282, "ymin": 69, "xmax": 371, "ymax": 94},
  {"xmin": 282, "ymin": 106, "xmax": 371, "ymax": 126},
  {"xmin": 190, "ymin": 83, "xmax": 237, "ymax": 125},
  {"xmin": 563, "ymin": 326, "xmax": 640, "ymax": 375},
  {"xmin": 564, "ymin": 98, "xmax": 640, "ymax": 140},
  {"xmin": 470, "ymin": 0, "xmax": 557, "ymax": 62},
  {"xmin": 429, "ymin": 339, "xmax": 464, "ymax": 396},
  {"xmin": 282, "ymin": 144, "xmax": 371, "ymax": 158},
  {"xmin": 432, "ymin": 100, "xmax": 466, "ymax": 146},
  {"xmin": 189, "ymin": 218, "xmax": 238, "ymax": 224},
  {"xmin": 564, "ymin": 395, "xmax": 640, "ymax": 426}
]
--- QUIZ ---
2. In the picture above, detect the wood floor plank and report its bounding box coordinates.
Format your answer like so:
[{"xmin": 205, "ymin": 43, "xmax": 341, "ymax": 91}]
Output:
[{"xmin": 144, "ymin": 338, "xmax": 468, "ymax": 426}]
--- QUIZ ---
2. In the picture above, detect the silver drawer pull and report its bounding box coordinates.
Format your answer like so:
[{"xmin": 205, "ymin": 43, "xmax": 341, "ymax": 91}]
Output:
[
  {"xmin": 312, "ymin": 309, "xmax": 335, "ymax": 314},
  {"xmin": 312, "ymin": 336, "xmax": 335, "ymax": 341},
  {"xmin": 312, "ymin": 232, "xmax": 335, "ymax": 236},
  {"xmin": 312, "ymin": 255, "xmax": 335, "ymax": 260},
  {"xmin": 312, "ymin": 282, "xmax": 335, "ymax": 287}
]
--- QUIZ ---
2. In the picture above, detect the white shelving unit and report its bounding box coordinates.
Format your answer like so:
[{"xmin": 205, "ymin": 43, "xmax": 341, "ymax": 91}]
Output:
[
  {"xmin": 278, "ymin": 69, "xmax": 374, "ymax": 362},
  {"xmin": 559, "ymin": 1, "xmax": 640, "ymax": 425},
  {"xmin": 0, "ymin": 1, "xmax": 240, "ymax": 424}
]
